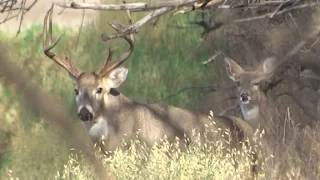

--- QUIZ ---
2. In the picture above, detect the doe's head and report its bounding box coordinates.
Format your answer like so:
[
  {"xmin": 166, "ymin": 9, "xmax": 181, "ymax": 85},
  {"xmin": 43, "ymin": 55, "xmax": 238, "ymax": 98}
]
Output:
[{"xmin": 223, "ymin": 56, "xmax": 276, "ymax": 106}]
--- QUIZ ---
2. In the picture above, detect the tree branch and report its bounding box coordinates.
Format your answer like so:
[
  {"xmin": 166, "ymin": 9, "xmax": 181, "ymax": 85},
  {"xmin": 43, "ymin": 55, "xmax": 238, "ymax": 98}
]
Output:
[
  {"xmin": 101, "ymin": 7, "xmax": 174, "ymax": 41},
  {"xmin": 54, "ymin": 0, "xmax": 197, "ymax": 12}
]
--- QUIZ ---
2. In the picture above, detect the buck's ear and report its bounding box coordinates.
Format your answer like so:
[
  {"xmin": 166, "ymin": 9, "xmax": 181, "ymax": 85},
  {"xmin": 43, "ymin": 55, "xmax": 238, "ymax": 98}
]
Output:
[
  {"xmin": 223, "ymin": 56, "xmax": 244, "ymax": 82},
  {"xmin": 105, "ymin": 67, "xmax": 128, "ymax": 88}
]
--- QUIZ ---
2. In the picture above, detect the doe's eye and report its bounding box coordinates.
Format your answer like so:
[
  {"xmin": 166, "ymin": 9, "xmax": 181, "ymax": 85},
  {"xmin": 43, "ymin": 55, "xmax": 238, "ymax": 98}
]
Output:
[
  {"xmin": 74, "ymin": 89, "xmax": 79, "ymax": 95},
  {"xmin": 96, "ymin": 88, "xmax": 103, "ymax": 94}
]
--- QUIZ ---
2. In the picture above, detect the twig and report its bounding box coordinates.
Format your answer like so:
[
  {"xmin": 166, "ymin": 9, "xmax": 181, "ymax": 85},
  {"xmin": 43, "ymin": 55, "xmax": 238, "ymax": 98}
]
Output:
[
  {"xmin": 1, "ymin": 0, "xmax": 37, "ymax": 11},
  {"xmin": 101, "ymin": 7, "xmax": 173, "ymax": 41},
  {"xmin": 173, "ymin": 0, "xmax": 222, "ymax": 15},
  {"xmin": 57, "ymin": 7, "xmax": 66, "ymax": 15},
  {"xmin": 234, "ymin": 2, "xmax": 320, "ymax": 23},
  {"xmin": 308, "ymin": 36, "xmax": 320, "ymax": 49},
  {"xmin": 269, "ymin": 0, "xmax": 295, "ymax": 19},
  {"xmin": 16, "ymin": 0, "xmax": 26, "ymax": 36},
  {"xmin": 0, "ymin": 0, "xmax": 38, "ymax": 35},
  {"xmin": 288, "ymin": 12, "xmax": 301, "ymax": 38},
  {"xmin": 293, "ymin": 0, "xmax": 302, "ymax": 6},
  {"xmin": 75, "ymin": 0, "xmax": 86, "ymax": 51},
  {"xmin": 201, "ymin": 51, "xmax": 222, "ymax": 64},
  {"xmin": 123, "ymin": 0, "xmax": 134, "ymax": 42},
  {"xmin": 193, "ymin": 0, "xmax": 223, "ymax": 9}
]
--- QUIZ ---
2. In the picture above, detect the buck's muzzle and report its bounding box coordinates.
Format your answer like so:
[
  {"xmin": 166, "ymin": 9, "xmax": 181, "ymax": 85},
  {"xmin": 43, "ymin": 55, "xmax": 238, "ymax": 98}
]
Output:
[{"xmin": 78, "ymin": 107, "xmax": 93, "ymax": 121}]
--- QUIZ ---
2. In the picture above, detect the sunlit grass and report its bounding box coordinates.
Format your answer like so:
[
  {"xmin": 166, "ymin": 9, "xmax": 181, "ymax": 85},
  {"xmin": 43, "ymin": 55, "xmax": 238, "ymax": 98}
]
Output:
[{"xmin": 51, "ymin": 123, "xmax": 264, "ymax": 180}]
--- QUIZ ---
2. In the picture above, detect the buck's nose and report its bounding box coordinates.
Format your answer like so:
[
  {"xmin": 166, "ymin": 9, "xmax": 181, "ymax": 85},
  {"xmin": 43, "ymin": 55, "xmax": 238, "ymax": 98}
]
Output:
[{"xmin": 78, "ymin": 107, "xmax": 93, "ymax": 122}]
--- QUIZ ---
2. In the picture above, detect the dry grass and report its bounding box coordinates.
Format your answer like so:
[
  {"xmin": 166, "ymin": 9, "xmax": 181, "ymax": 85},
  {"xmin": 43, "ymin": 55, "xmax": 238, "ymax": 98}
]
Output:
[{"xmin": 43, "ymin": 119, "xmax": 320, "ymax": 180}]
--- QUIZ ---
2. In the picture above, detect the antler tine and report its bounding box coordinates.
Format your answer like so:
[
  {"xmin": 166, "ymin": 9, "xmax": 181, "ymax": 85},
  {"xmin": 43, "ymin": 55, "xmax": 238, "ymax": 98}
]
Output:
[
  {"xmin": 42, "ymin": 4, "xmax": 81, "ymax": 78},
  {"xmin": 98, "ymin": 35, "xmax": 134, "ymax": 77},
  {"xmin": 98, "ymin": 45, "xmax": 118, "ymax": 75}
]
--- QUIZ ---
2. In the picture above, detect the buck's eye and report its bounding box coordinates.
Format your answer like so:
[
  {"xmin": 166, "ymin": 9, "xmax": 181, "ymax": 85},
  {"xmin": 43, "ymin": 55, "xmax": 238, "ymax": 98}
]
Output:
[
  {"xmin": 96, "ymin": 88, "xmax": 103, "ymax": 94},
  {"xmin": 74, "ymin": 89, "xmax": 79, "ymax": 95}
]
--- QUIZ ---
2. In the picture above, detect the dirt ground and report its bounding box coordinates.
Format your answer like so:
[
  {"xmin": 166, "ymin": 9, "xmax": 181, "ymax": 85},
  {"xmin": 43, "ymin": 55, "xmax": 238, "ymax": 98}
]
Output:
[{"xmin": 0, "ymin": 0, "xmax": 101, "ymax": 33}]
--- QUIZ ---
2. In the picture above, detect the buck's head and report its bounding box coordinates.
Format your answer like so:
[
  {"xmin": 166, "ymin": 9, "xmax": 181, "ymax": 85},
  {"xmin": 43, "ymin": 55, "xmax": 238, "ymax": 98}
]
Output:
[
  {"xmin": 42, "ymin": 7, "xmax": 133, "ymax": 122},
  {"xmin": 223, "ymin": 56, "xmax": 276, "ymax": 119},
  {"xmin": 70, "ymin": 66, "xmax": 128, "ymax": 121}
]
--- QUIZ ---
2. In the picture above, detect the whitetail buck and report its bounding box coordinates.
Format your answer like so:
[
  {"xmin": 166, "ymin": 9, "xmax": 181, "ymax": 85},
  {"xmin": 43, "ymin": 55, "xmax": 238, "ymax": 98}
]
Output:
[
  {"xmin": 42, "ymin": 7, "xmax": 255, "ymax": 156},
  {"xmin": 223, "ymin": 26, "xmax": 320, "ymax": 140}
]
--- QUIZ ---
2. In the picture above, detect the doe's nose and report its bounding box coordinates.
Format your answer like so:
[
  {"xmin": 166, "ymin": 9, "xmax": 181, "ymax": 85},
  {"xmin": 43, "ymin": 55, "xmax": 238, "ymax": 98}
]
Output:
[
  {"xmin": 241, "ymin": 95, "xmax": 249, "ymax": 102},
  {"xmin": 78, "ymin": 107, "xmax": 93, "ymax": 122},
  {"xmin": 240, "ymin": 91, "xmax": 249, "ymax": 103}
]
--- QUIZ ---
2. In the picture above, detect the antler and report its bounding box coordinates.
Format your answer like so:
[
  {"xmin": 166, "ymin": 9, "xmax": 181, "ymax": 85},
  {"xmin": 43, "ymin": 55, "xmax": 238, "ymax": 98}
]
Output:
[
  {"xmin": 42, "ymin": 4, "xmax": 81, "ymax": 78},
  {"xmin": 98, "ymin": 25, "xmax": 134, "ymax": 77}
]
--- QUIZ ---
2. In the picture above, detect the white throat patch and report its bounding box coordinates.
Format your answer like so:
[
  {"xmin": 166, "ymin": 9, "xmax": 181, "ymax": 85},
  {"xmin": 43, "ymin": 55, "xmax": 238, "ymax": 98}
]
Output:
[
  {"xmin": 240, "ymin": 104, "xmax": 260, "ymax": 121},
  {"xmin": 81, "ymin": 116, "xmax": 109, "ymax": 141}
]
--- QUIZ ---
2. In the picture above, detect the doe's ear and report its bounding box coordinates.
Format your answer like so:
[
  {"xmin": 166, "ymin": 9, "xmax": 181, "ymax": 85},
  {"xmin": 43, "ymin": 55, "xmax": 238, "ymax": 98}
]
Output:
[
  {"xmin": 105, "ymin": 67, "xmax": 128, "ymax": 88},
  {"xmin": 256, "ymin": 57, "xmax": 276, "ymax": 75},
  {"xmin": 223, "ymin": 56, "xmax": 244, "ymax": 82},
  {"xmin": 252, "ymin": 57, "xmax": 276, "ymax": 84}
]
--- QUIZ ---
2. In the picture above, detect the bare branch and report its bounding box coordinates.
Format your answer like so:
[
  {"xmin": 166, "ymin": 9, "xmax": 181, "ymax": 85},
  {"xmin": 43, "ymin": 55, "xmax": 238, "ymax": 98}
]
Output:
[
  {"xmin": 101, "ymin": 7, "xmax": 173, "ymax": 41},
  {"xmin": 234, "ymin": 2, "xmax": 320, "ymax": 23},
  {"xmin": 201, "ymin": 51, "xmax": 222, "ymax": 64},
  {"xmin": 269, "ymin": 0, "xmax": 295, "ymax": 19},
  {"xmin": 75, "ymin": 0, "xmax": 86, "ymax": 51},
  {"xmin": 123, "ymin": 0, "xmax": 134, "ymax": 42},
  {"xmin": 173, "ymin": 0, "xmax": 223, "ymax": 15},
  {"xmin": 54, "ymin": 0, "xmax": 197, "ymax": 12},
  {"xmin": 15, "ymin": 0, "xmax": 26, "ymax": 36},
  {"xmin": 0, "ymin": 0, "xmax": 38, "ymax": 35}
]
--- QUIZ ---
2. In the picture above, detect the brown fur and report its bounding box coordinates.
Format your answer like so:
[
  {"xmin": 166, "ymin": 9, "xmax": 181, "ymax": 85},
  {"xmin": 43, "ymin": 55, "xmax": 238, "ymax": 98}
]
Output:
[{"xmin": 74, "ymin": 72, "xmax": 254, "ymax": 153}]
